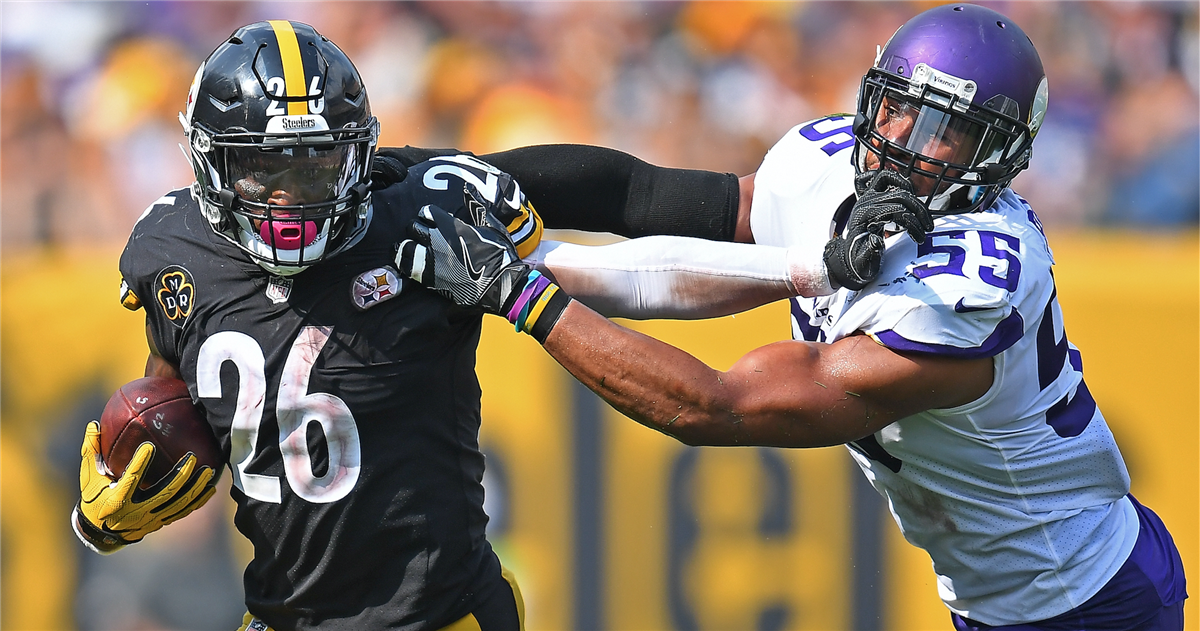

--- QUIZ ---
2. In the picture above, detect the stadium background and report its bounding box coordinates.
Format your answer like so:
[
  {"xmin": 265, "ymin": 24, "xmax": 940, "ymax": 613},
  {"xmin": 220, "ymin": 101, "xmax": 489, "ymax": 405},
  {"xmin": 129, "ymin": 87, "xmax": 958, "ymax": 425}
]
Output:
[{"xmin": 1, "ymin": 2, "xmax": 1196, "ymax": 630}]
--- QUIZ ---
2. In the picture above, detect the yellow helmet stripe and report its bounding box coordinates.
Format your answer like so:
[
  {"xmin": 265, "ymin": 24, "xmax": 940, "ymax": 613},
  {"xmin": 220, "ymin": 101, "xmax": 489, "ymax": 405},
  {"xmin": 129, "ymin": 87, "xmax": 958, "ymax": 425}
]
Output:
[{"xmin": 267, "ymin": 20, "xmax": 308, "ymax": 116}]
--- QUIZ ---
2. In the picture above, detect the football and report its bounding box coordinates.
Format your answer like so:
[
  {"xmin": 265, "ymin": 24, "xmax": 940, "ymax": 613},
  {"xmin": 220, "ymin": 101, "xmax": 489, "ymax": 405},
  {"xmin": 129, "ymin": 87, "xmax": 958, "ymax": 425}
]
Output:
[{"xmin": 99, "ymin": 376, "xmax": 223, "ymax": 490}]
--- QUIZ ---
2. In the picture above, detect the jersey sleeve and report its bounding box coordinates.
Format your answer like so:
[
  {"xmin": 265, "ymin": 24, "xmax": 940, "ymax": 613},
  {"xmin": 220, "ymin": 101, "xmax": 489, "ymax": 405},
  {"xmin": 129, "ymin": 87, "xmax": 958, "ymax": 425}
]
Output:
[
  {"xmin": 411, "ymin": 154, "xmax": 544, "ymax": 259},
  {"xmin": 861, "ymin": 282, "xmax": 1021, "ymax": 359},
  {"xmin": 833, "ymin": 221, "xmax": 1029, "ymax": 359},
  {"xmin": 749, "ymin": 116, "xmax": 857, "ymax": 251},
  {"xmin": 117, "ymin": 191, "xmax": 190, "ymax": 365}
]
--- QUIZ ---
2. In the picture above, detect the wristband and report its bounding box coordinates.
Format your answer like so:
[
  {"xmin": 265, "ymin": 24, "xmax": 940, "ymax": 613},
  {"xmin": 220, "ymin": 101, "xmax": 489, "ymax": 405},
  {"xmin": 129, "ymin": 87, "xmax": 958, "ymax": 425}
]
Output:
[
  {"xmin": 505, "ymin": 270, "xmax": 572, "ymax": 343},
  {"xmin": 71, "ymin": 505, "xmax": 128, "ymax": 555}
]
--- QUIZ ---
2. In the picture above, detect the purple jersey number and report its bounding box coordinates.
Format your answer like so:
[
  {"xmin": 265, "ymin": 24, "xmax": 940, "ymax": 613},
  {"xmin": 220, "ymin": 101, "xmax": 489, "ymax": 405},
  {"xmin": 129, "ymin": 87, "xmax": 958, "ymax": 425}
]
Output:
[
  {"xmin": 1034, "ymin": 284, "xmax": 1096, "ymax": 437},
  {"xmin": 798, "ymin": 116, "xmax": 855, "ymax": 156},
  {"xmin": 913, "ymin": 230, "xmax": 1021, "ymax": 291}
]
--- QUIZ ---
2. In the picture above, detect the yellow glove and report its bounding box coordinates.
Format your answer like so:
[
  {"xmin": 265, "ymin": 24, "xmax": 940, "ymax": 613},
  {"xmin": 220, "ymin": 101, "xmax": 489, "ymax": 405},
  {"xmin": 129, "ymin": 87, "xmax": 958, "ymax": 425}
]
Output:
[{"xmin": 73, "ymin": 421, "xmax": 216, "ymax": 553}]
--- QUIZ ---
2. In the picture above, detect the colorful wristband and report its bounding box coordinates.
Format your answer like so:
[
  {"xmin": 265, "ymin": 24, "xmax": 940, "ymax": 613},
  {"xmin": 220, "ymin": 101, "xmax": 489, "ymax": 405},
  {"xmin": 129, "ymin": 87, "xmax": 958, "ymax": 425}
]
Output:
[{"xmin": 505, "ymin": 270, "xmax": 572, "ymax": 343}]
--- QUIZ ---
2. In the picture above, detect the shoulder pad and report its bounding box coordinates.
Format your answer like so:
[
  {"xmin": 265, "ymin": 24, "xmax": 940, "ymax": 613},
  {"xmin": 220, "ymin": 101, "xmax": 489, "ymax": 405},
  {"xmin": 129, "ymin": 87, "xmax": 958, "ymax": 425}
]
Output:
[
  {"xmin": 750, "ymin": 116, "xmax": 856, "ymax": 250},
  {"xmin": 832, "ymin": 212, "xmax": 1036, "ymax": 358}
]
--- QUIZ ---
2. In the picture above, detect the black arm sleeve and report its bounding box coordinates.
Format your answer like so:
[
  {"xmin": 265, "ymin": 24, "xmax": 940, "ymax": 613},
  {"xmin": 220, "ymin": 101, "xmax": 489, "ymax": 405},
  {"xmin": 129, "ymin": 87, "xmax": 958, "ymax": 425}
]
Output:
[
  {"xmin": 480, "ymin": 144, "xmax": 740, "ymax": 241},
  {"xmin": 375, "ymin": 144, "xmax": 741, "ymax": 241}
]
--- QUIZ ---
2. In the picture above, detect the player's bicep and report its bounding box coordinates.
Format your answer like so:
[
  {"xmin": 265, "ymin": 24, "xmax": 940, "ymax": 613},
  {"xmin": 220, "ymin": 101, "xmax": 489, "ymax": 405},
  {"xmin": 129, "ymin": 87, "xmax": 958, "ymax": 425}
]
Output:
[{"xmin": 719, "ymin": 334, "xmax": 992, "ymax": 447}]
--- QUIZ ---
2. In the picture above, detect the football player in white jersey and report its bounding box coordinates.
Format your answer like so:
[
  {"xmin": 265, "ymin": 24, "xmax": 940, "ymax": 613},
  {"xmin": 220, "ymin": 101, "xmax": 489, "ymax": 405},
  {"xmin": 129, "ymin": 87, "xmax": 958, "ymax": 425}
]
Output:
[{"xmin": 395, "ymin": 4, "xmax": 1187, "ymax": 629}]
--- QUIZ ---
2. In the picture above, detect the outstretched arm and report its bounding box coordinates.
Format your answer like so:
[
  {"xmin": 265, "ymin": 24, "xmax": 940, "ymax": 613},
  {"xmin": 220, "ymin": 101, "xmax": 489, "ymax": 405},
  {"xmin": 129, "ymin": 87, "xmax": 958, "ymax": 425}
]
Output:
[
  {"xmin": 539, "ymin": 301, "xmax": 992, "ymax": 447},
  {"xmin": 395, "ymin": 204, "xmax": 988, "ymax": 448},
  {"xmin": 529, "ymin": 235, "xmax": 831, "ymax": 319},
  {"xmin": 376, "ymin": 145, "xmax": 742, "ymax": 241}
]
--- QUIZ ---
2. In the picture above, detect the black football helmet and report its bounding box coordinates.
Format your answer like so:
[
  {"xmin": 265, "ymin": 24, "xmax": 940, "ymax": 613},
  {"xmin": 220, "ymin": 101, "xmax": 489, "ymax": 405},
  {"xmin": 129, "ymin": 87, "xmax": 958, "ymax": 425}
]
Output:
[
  {"xmin": 181, "ymin": 20, "xmax": 378, "ymax": 275},
  {"xmin": 852, "ymin": 4, "xmax": 1048, "ymax": 215}
]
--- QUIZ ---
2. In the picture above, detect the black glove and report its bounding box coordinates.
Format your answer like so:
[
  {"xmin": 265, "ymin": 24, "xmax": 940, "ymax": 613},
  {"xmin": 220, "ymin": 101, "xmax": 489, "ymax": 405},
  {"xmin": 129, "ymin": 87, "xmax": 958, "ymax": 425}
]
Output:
[
  {"xmin": 823, "ymin": 169, "xmax": 933, "ymax": 290},
  {"xmin": 396, "ymin": 201, "xmax": 572, "ymax": 343},
  {"xmin": 371, "ymin": 146, "xmax": 470, "ymax": 190},
  {"xmin": 369, "ymin": 154, "xmax": 408, "ymax": 190},
  {"xmin": 395, "ymin": 204, "xmax": 532, "ymax": 315}
]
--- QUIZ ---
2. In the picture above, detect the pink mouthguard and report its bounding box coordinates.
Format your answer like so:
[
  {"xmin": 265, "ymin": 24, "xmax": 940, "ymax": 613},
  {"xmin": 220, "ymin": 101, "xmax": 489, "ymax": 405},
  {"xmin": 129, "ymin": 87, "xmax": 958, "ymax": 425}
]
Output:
[{"xmin": 260, "ymin": 220, "xmax": 319, "ymax": 250}]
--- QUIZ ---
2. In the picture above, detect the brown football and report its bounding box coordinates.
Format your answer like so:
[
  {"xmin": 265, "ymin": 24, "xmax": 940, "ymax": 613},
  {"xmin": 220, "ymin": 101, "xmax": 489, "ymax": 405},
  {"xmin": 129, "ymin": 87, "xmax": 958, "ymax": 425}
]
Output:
[{"xmin": 99, "ymin": 376, "xmax": 223, "ymax": 490}]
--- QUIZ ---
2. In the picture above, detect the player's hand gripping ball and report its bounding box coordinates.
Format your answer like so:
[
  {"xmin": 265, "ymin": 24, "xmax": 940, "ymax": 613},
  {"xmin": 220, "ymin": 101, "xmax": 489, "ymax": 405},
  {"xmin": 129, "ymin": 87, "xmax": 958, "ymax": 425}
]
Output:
[
  {"xmin": 98, "ymin": 376, "xmax": 222, "ymax": 487},
  {"xmin": 74, "ymin": 377, "xmax": 223, "ymax": 552}
]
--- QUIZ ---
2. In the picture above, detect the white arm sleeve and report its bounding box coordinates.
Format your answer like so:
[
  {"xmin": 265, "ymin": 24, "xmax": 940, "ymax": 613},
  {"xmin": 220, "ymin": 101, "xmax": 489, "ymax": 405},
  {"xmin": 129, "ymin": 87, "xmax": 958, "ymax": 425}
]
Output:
[{"xmin": 527, "ymin": 236, "xmax": 832, "ymax": 320}]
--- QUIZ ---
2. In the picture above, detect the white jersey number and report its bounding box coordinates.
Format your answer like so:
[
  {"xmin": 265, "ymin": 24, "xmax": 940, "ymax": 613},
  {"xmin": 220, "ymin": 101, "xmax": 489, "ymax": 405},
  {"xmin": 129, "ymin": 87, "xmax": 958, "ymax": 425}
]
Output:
[
  {"xmin": 196, "ymin": 327, "xmax": 362, "ymax": 504},
  {"xmin": 421, "ymin": 154, "xmax": 505, "ymax": 203}
]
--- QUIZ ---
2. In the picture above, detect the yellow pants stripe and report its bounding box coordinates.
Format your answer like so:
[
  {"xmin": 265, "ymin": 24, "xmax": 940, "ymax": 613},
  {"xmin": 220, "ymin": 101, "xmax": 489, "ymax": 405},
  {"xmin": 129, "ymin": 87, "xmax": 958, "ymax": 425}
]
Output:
[
  {"xmin": 440, "ymin": 612, "xmax": 484, "ymax": 631},
  {"xmin": 502, "ymin": 564, "xmax": 526, "ymax": 631}
]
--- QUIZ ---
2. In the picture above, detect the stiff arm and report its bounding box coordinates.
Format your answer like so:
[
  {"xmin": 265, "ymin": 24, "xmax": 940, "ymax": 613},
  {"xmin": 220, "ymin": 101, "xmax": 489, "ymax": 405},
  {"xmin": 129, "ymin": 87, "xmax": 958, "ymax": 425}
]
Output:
[{"xmin": 529, "ymin": 235, "xmax": 833, "ymax": 320}]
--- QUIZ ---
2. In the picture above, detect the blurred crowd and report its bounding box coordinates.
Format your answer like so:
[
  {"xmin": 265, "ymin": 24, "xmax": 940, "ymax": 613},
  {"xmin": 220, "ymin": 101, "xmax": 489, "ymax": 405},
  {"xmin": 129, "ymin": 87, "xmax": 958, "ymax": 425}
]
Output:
[
  {"xmin": 1, "ymin": 3, "xmax": 1196, "ymax": 629},
  {"xmin": 2, "ymin": 1, "xmax": 1198, "ymax": 250}
]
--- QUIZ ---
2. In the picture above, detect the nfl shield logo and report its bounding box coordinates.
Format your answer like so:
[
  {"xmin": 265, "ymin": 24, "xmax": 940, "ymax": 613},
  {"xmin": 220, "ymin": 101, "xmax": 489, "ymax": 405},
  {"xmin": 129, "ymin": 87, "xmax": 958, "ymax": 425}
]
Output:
[
  {"xmin": 352, "ymin": 267, "xmax": 402, "ymax": 310},
  {"xmin": 265, "ymin": 277, "xmax": 293, "ymax": 304}
]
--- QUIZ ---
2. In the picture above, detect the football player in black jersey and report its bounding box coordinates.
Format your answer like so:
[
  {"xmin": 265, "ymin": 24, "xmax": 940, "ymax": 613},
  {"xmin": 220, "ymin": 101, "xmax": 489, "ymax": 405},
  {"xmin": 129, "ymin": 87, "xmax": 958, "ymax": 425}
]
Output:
[{"xmin": 72, "ymin": 21, "xmax": 540, "ymax": 631}]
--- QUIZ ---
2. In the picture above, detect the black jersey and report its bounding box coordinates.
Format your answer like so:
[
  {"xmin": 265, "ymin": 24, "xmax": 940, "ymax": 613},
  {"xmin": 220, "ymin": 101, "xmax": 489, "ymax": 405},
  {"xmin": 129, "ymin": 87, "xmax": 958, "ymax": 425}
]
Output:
[{"xmin": 119, "ymin": 159, "xmax": 516, "ymax": 630}]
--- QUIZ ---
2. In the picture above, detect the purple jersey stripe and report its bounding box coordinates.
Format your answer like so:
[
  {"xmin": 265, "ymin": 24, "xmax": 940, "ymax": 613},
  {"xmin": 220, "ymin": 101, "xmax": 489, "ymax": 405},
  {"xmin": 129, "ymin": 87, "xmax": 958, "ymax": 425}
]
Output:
[
  {"xmin": 790, "ymin": 299, "xmax": 823, "ymax": 342},
  {"xmin": 1068, "ymin": 347, "xmax": 1083, "ymax": 372},
  {"xmin": 873, "ymin": 309, "xmax": 1024, "ymax": 359}
]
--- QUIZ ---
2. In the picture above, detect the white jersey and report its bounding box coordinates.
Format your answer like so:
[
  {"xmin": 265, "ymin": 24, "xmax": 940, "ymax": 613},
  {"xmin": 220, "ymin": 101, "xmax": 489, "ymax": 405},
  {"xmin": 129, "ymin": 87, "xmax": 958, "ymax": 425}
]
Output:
[{"xmin": 751, "ymin": 118, "xmax": 1137, "ymax": 625}]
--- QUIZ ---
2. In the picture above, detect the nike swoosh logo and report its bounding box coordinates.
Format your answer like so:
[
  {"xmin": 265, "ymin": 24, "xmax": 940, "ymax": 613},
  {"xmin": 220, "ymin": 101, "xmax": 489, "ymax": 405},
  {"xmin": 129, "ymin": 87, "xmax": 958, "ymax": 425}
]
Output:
[
  {"xmin": 954, "ymin": 298, "xmax": 990, "ymax": 313},
  {"xmin": 460, "ymin": 237, "xmax": 487, "ymax": 282}
]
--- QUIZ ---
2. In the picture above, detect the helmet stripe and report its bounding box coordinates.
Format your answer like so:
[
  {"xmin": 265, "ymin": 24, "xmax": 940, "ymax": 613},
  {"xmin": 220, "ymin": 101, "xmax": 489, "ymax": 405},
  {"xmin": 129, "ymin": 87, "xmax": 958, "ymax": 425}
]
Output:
[{"xmin": 268, "ymin": 20, "xmax": 309, "ymax": 116}]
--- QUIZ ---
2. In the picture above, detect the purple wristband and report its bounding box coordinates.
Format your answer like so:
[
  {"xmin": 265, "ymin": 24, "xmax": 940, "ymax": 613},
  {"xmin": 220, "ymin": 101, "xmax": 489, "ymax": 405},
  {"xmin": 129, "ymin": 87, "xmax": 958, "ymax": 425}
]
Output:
[{"xmin": 506, "ymin": 272, "xmax": 552, "ymax": 324}]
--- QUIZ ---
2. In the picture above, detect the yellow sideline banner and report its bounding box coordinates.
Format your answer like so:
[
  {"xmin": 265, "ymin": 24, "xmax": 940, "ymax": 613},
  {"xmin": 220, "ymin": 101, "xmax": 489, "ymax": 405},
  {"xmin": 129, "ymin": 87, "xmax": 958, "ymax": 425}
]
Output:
[{"xmin": 1, "ymin": 231, "xmax": 1195, "ymax": 630}]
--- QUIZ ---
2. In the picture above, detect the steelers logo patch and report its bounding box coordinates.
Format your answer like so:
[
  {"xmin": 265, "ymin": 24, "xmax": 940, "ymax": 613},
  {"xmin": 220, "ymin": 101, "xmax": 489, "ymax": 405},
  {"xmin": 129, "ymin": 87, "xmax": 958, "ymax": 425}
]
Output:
[
  {"xmin": 155, "ymin": 265, "xmax": 195, "ymax": 327},
  {"xmin": 351, "ymin": 267, "xmax": 402, "ymax": 310}
]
